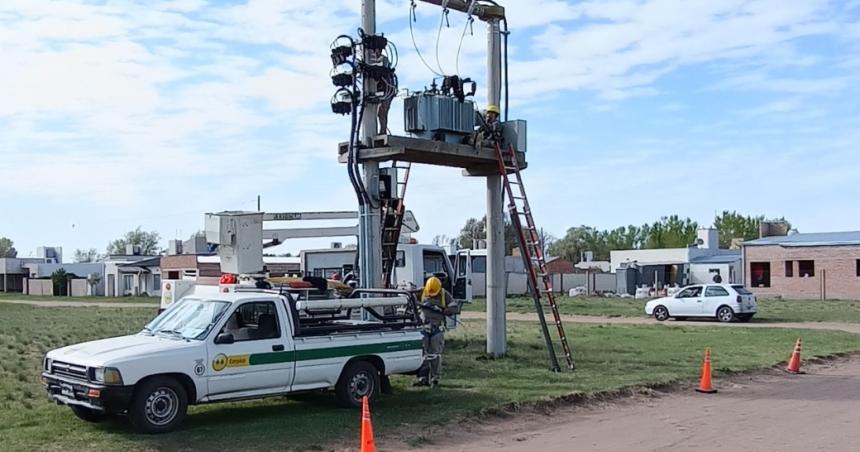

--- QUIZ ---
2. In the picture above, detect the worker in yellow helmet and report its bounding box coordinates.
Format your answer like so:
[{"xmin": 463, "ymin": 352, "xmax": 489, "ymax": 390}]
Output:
[
  {"xmin": 415, "ymin": 276, "xmax": 458, "ymax": 387},
  {"xmin": 475, "ymin": 104, "xmax": 503, "ymax": 148}
]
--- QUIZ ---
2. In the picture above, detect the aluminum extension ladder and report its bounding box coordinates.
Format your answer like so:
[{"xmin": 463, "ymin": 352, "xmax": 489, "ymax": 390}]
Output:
[
  {"xmin": 380, "ymin": 162, "xmax": 412, "ymax": 288},
  {"xmin": 494, "ymin": 143, "xmax": 575, "ymax": 371}
]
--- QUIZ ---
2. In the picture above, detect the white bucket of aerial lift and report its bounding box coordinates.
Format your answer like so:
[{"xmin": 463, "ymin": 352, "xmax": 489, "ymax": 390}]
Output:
[
  {"xmin": 204, "ymin": 211, "xmax": 264, "ymax": 275},
  {"xmin": 160, "ymin": 280, "xmax": 222, "ymax": 311},
  {"xmin": 295, "ymin": 296, "xmax": 409, "ymax": 312}
]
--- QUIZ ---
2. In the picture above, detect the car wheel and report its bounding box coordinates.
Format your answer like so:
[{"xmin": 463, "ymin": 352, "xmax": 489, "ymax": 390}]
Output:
[
  {"xmin": 71, "ymin": 405, "xmax": 110, "ymax": 423},
  {"xmin": 128, "ymin": 376, "xmax": 188, "ymax": 434},
  {"xmin": 717, "ymin": 306, "xmax": 735, "ymax": 323},
  {"xmin": 653, "ymin": 305, "xmax": 670, "ymax": 321},
  {"xmin": 335, "ymin": 360, "xmax": 380, "ymax": 408}
]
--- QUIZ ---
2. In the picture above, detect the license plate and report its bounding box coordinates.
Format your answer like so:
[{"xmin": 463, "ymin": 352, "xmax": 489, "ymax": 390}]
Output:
[{"xmin": 61, "ymin": 384, "xmax": 74, "ymax": 398}]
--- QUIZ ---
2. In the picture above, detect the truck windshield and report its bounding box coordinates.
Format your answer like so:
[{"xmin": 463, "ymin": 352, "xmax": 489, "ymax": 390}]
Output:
[{"xmin": 144, "ymin": 298, "xmax": 231, "ymax": 340}]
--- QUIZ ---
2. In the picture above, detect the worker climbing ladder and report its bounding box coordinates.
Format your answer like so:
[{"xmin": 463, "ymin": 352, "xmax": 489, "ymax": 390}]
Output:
[
  {"xmin": 494, "ymin": 143, "xmax": 575, "ymax": 371},
  {"xmin": 381, "ymin": 161, "xmax": 412, "ymax": 287}
]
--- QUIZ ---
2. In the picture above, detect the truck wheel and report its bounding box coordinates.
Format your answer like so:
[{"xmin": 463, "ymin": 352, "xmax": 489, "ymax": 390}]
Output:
[
  {"xmin": 335, "ymin": 361, "xmax": 380, "ymax": 408},
  {"xmin": 128, "ymin": 376, "xmax": 188, "ymax": 434},
  {"xmin": 71, "ymin": 405, "xmax": 110, "ymax": 423}
]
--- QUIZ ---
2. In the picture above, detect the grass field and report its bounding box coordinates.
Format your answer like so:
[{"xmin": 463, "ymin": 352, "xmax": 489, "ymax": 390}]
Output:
[
  {"xmin": 2, "ymin": 303, "xmax": 859, "ymax": 451},
  {"xmin": 465, "ymin": 296, "xmax": 860, "ymax": 323},
  {"xmin": 0, "ymin": 292, "xmax": 159, "ymax": 304}
]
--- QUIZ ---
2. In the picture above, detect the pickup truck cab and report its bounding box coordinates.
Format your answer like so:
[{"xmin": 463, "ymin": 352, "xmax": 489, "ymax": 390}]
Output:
[{"xmin": 42, "ymin": 288, "xmax": 424, "ymax": 433}]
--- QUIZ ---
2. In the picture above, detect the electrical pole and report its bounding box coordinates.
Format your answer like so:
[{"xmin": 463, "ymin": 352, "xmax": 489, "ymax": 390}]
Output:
[
  {"xmin": 416, "ymin": 0, "xmax": 507, "ymax": 357},
  {"xmin": 485, "ymin": 17, "xmax": 506, "ymax": 357},
  {"xmin": 360, "ymin": 0, "xmax": 382, "ymax": 289}
]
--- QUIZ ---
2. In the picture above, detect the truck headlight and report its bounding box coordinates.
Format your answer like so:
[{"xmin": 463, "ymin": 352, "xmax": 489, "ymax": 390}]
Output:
[
  {"xmin": 92, "ymin": 367, "xmax": 123, "ymax": 385},
  {"xmin": 44, "ymin": 357, "xmax": 52, "ymax": 372}
]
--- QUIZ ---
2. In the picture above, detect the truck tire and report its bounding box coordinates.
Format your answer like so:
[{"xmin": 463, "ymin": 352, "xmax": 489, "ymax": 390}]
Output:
[
  {"xmin": 335, "ymin": 360, "xmax": 380, "ymax": 408},
  {"xmin": 127, "ymin": 376, "xmax": 188, "ymax": 434},
  {"xmin": 71, "ymin": 405, "xmax": 110, "ymax": 423}
]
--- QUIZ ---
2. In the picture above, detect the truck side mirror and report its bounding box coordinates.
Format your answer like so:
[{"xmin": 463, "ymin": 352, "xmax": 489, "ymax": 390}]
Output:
[{"xmin": 214, "ymin": 333, "xmax": 234, "ymax": 345}]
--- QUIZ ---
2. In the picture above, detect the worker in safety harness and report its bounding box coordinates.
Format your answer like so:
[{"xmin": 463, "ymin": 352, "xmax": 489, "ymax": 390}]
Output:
[
  {"xmin": 415, "ymin": 276, "xmax": 459, "ymax": 387},
  {"xmin": 475, "ymin": 104, "xmax": 503, "ymax": 148}
]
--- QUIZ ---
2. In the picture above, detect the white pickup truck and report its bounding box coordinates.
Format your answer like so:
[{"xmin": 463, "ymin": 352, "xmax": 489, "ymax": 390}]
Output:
[{"xmin": 42, "ymin": 288, "xmax": 424, "ymax": 433}]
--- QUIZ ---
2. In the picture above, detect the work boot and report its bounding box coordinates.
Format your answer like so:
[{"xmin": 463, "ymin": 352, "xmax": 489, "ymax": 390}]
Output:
[{"xmin": 413, "ymin": 378, "xmax": 430, "ymax": 387}]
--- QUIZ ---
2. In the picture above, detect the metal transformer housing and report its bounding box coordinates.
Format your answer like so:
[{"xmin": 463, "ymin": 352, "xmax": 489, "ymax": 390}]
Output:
[{"xmin": 404, "ymin": 93, "xmax": 477, "ymax": 144}]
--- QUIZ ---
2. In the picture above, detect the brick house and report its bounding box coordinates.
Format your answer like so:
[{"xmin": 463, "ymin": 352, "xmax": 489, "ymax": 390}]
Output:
[
  {"xmin": 545, "ymin": 257, "xmax": 575, "ymax": 274},
  {"xmin": 742, "ymin": 231, "xmax": 860, "ymax": 300}
]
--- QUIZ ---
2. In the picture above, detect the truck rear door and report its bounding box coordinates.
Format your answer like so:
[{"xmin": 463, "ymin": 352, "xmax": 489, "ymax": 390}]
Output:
[
  {"xmin": 205, "ymin": 298, "xmax": 295, "ymax": 399},
  {"xmin": 453, "ymin": 249, "xmax": 473, "ymax": 302}
]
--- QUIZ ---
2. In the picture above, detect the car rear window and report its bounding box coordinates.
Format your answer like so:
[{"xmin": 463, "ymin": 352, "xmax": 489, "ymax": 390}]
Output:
[{"xmin": 732, "ymin": 285, "xmax": 753, "ymax": 295}]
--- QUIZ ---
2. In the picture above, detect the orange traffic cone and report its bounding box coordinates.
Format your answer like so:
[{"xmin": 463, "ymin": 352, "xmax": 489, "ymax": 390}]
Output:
[
  {"xmin": 695, "ymin": 348, "xmax": 718, "ymax": 393},
  {"xmin": 360, "ymin": 396, "xmax": 377, "ymax": 452},
  {"xmin": 786, "ymin": 337, "xmax": 803, "ymax": 374}
]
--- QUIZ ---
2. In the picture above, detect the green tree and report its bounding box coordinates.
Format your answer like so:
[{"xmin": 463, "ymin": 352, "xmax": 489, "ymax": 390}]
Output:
[
  {"xmin": 106, "ymin": 227, "xmax": 161, "ymax": 255},
  {"xmin": 74, "ymin": 248, "xmax": 101, "ymax": 263},
  {"xmin": 713, "ymin": 211, "xmax": 792, "ymax": 248},
  {"xmin": 457, "ymin": 216, "xmax": 518, "ymax": 254},
  {"xmin": 713, "ymin": 211, "xmax": 763, "ymax": 248},
  {"xmin": 51, "ymin": 269, "xmax": 69, "ymax": 297},
  {"xmin": 548, "ymin": 226, "xmax": 606, "ymax": 262},
  {"xmin": 643, "ymin": 215, "xmax": 698, "ymax": 249},
  {"xmin": 0, "ymin": 237, "xmax": 17, "ymax": 258}
]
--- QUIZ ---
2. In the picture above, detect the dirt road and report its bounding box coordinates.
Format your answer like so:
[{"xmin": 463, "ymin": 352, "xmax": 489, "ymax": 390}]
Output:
[
  {"xmin": 408, "ymin": 356, "xmax": 860, "ymax": 452},
  {"xmin": 461, "ymin": 311, "xmax": 860, "ymax": 334}
]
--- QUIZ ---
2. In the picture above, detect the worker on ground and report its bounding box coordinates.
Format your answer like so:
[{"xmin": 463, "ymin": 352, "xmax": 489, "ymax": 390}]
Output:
[
  {"xmin": 475, "ymin": 104, "xmax": 502, "ymax": 147},
  {"xmin": 415, "ymin": 276, "xmax": 459, "ymax": 387}
]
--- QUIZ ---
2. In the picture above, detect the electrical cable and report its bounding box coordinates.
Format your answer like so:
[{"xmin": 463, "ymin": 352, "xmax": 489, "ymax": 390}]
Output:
[
  {"xmin": 409, "ymin": 1, "xmax": 443, "ymax": 77},
  {"xmin": 434, "ymin": 5, "xmax": 450, "ymax": 76},
  {"xmin": 454, "ymin": 14, "xmax": 473, "ymax": 77}
]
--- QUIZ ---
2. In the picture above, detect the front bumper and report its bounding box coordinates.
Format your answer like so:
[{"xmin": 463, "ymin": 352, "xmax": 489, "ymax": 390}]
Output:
[{"xmin": 42, "ymin": 372, "xmax": 133, "ymax": 413}]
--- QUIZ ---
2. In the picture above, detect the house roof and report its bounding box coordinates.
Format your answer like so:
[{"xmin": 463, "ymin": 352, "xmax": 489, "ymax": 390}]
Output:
[
  {"xmin": 743, "ymin": 231, "xmax": 860, "ymax": 247},
  {"xmin": 118, "ymin": 256, "xmax": 162, "ymax": 268},
  {"xmin": 690, "ymin": 254, "xmax": 742, "ymax": 264}
]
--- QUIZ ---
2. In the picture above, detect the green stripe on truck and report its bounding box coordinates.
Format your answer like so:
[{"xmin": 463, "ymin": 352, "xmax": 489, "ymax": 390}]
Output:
[{"xmin": 247, "ymin": 339, "xmax": 423, "ymax": 366}]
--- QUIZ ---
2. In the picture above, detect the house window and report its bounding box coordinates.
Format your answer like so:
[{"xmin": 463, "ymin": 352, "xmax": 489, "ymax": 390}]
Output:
[
  {"xmin": 750, "ymin": 262, "xmax": 771, "ymax": 288},
  {"xmin": 857, "ymin": 260, "xmax": 860, "ymax": 277},
  {"xmin": 122, "ymin": 274, "xmax": 134, "ymax": 292},
  {"xmin": 798, "ymin": 260, "xmax": 815, "ymax": 277},
  {"xmin": 785, "ymin": 261, "xmax": 793, "ymax": 277}
]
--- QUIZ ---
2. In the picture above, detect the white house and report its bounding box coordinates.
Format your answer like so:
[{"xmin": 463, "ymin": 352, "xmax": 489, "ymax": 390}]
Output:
[{"xmin": 611, "ymin": 228, "xmax": 742, "ymax": 294}]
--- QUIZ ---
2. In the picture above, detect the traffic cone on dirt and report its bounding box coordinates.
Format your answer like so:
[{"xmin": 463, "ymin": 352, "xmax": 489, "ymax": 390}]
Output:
[
  {"xmin": 695, "ymin": 347, "xmax": 718, "ymax": 394},
  {"xmin": 786, "ymin": 337, "xmax": 803, "ymax": 374},
  {"xmin": 360, "ymin": 396, "xmax": 377, "ymax": 452}
]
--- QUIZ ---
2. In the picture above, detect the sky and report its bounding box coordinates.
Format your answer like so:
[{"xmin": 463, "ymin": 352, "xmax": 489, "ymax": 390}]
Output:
[{"xmin": 1, "ymin": 0, "xmax": 859, "ymax": 259}]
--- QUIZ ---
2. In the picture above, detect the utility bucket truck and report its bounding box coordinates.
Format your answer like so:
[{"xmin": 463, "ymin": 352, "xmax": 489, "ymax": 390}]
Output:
[{"xmin": 41, "ymin": 212, "xmax": 451, "ymax": 433}]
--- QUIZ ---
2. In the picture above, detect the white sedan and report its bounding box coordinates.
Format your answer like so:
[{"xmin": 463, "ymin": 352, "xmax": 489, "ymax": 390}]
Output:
[{"xmin": 644, "ymin": 284, "xmax": 757, "ymax": 323}]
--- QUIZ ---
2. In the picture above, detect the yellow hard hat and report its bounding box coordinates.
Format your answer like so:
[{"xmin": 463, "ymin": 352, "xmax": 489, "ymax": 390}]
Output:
[
  {"xmin": 424, "ymin": 276, "xmax": 442, "ymax": 297},
  {"xmin": 486, "ymin": 105, "xmax": 500, "ymax": 114}
]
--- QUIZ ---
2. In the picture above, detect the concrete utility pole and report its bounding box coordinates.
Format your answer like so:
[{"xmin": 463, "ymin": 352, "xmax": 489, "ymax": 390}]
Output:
[
  {"xmin": 484, "ymin": 17, "xmax": 506, "ymax": 357},
  {"xmin": 416, "ymin": 0, "xmax": 508, "ymax": 356},
  {"xmin": 360, "ymin": 0, "xmax": 382, "ymax": 289}
]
